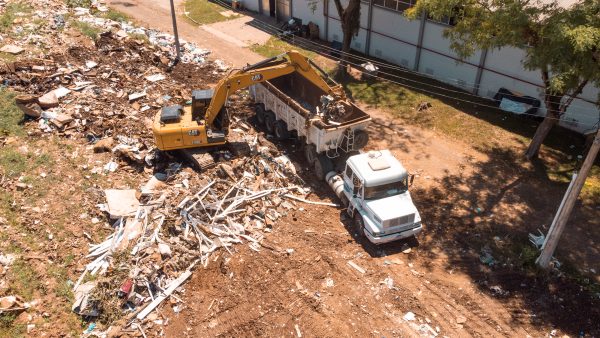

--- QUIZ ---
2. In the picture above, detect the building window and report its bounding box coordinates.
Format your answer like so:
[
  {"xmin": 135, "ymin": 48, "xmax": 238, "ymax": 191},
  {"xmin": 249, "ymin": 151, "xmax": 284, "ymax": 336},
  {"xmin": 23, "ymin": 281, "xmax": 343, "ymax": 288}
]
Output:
[{"xmin": 373, "ymin": 0, "xmax": 416, "ymax": 13}]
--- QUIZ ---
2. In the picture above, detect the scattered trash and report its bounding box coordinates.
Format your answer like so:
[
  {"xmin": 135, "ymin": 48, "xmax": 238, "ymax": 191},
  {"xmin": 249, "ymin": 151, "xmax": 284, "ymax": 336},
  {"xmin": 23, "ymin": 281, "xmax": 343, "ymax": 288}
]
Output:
[
  {"xmin": 403, "ymin": 311, "xmax": 416, "ymax": 321},
  {"xmin": 145, "ymin": 74, "xmax": 166, "ymax": 82},
  {"xmin": 103, "ymin": 189, "xmax": 140, "ymax": 218},
  {"xmin": 347, "ymin": 260, "xmax": 366, "ymax": 274},
  {"xmin": 529, "ymin": 229, "xmax": 545, "ymax": 249}
]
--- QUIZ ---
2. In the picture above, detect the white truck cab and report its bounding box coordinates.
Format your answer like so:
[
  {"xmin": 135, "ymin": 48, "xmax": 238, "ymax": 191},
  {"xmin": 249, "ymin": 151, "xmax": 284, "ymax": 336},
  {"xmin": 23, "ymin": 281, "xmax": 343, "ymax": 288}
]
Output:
[{"xmin": 327, "ymin": 150, "xmax": 423, "ymax": 244}]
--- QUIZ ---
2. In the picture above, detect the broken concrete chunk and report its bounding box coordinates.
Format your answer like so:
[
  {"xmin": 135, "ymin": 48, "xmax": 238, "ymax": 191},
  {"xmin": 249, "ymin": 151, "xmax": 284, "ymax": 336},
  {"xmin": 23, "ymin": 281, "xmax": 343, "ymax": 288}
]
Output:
[
  {"xmin": 85, "ymin": 60, "xmax": 98, "ymax": 69},
  {"xmin": 141, "ymin": 175, "xmax": 165, "ymax": 196},
  {"xmin": 0, "ymin": 45, "xmax": 24, "ymax": 55},
  {"xmin": 128, "ymin": 92, "xmax": 146, "ymax": 102},
  {"xmin": 145, "ymin": 74, "xmax": 165, "ymax": 82},
  {"xmin": 158, "ymin": 243, "xmax": 172, "ymax": 257},
  {"xmin": 53, "ymin": 87, "xmax": 71, "ymax": 99},
  {"xmin": 37, "ymin": 91, "xmax": 58, "ymax": 108},
  {"xmin": 14, "ymin": 94, "xmax": 37, "ymax": 104},
  {"xmin": 16, "ymin": 102, "xmax": 42, "ymax": 118},
  {"xmin": 104, "ymin": 189, "xmax": 140, "ymax": 219},
  {"xmin": 93, "ymin": 137, "xmax": 114, "ymax": 153}
]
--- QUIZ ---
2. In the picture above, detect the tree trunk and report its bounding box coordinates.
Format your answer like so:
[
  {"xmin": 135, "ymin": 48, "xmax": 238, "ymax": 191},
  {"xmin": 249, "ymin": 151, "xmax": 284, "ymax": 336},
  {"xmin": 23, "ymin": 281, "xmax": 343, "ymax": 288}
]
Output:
[
  {"xmin": 524, "ymin": 77, "xmax": 588, "ymax": 160},
  {"xmin": 525, "ymin": 112, "xmax": 558, "ymax": 160},
  {"xmin": 339, "ymin": 25, "xmax": 354, "ymax": 76}
]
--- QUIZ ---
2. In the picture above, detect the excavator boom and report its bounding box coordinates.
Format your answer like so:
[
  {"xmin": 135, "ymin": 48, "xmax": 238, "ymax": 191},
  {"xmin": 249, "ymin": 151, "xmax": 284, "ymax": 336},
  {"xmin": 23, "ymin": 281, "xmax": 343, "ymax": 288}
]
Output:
[{"xmin": 152, "ymin": 50, "xmax": 342, "ymax": 152}]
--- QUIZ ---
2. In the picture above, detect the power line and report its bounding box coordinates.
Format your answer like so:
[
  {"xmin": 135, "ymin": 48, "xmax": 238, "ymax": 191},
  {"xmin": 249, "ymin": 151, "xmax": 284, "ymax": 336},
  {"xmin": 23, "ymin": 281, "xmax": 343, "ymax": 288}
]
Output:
[
  {"xmin": 226, "ymin": 4, "xmax": 598, "ymax": 107},
  {"xmin": 189, "ymin": 0, "xmax": 598, "ymax": 122}
]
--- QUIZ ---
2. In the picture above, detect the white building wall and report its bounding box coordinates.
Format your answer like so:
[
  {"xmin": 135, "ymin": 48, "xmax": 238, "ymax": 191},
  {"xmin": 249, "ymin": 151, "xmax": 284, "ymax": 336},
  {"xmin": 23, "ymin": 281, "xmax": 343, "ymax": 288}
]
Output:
[
  {"xmin": 242, "ymin": 0, "xmax": 260, "ymax": 12},
  {"xmin": 418, "ymin": 22, "xmax": 480, "ymax": 90},
  {"xmin": 245, "ymin": 0, "xmax": 599, "ymax": 134},
  {"xmin": 370, "ymin": 6, "xmax": 420, "ymax": 45},
  {"xmin": 369, "ymin": 33, "xmax": 417, "ymax": 69},
  {"xmin": 291, "ymin": 0, "xmax": 326, "ymax": 39}
]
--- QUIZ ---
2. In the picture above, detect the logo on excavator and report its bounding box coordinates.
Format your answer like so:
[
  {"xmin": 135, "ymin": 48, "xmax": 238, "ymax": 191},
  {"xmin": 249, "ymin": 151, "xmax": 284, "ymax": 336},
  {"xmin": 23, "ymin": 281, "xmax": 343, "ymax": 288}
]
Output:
[{"xmin": 251, "ymin": 74, "xmax": 263, "ymax": 82}]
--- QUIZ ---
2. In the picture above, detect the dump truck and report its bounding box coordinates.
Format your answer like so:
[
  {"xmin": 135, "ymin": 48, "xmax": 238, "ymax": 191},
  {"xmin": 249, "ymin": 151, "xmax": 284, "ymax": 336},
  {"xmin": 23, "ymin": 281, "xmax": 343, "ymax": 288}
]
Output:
[
  {"xmin": 152, "ymin": 51, "xmax": 370, "ymax": 172},
  {"xmin": 326, "ymin": 150, "xmax": 423, "ymax": 244}
]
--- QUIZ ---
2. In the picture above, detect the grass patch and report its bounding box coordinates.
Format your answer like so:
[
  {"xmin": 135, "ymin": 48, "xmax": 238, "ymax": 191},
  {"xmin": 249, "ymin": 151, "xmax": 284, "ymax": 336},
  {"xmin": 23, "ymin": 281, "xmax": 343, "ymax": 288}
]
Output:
[
  {"xmin": 0, "ymin": 148, "xmax": 28, "ymax": 178},
  {"xmin": 0, "ymin": 313, "xmax": 26, "ymax": 338},
  {"xmin": 0, "ymin": 1, "xmax": 32, "ymax": 33},
  {"xmin": 0, "ymin": 88, "xmax": 24, "ymax": 136},
  {"xmin": 71, "ymin": 20, "xmax": 101, "ymax": 41},
  {"xmin": 6, "ymin": 258, "xmax": 43, "ymax": 300},
  {"xmin": 184, "ymin": 0, "xmax": 240, "ymax": 25},
  {"xmin": 250, "ymin": 36, "xmax": 318, "ymax": 59},
  {"xmin": 547, "ymin": 162, "xmax": 600, "ymax": 206},
  {"xmin": 102, "ymin": 8, "xmax": 129, "ymax": 23},
  {"xmin": 65, "ymin": 0, "xmax": 92, "ymax": 7}
]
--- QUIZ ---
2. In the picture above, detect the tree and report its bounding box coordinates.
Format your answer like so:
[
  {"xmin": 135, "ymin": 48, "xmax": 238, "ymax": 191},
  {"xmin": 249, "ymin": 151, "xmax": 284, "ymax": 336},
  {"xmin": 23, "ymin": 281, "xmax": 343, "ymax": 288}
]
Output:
[
  {"xmin": 310, "ymin": 0, "xmax": 361, "ymax": 76},
  {"xmin": 407, "ymin": 0, "xmax": 600, "ymax": 160}
]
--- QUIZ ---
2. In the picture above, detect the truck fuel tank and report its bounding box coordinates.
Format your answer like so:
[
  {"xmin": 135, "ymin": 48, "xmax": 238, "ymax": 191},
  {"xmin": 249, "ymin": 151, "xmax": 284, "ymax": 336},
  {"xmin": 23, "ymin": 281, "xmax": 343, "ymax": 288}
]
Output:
[{"xmin": 326, "ymin": 172, "xmax": 344, "ymax": 200}]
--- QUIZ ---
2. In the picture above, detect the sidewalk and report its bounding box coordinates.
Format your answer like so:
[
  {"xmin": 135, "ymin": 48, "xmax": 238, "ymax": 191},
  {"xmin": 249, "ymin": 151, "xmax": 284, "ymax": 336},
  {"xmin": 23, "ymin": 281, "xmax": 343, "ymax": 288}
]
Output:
[{"xmin": 106, "ymin": 0, "xmax": 265, "ymax": 67}]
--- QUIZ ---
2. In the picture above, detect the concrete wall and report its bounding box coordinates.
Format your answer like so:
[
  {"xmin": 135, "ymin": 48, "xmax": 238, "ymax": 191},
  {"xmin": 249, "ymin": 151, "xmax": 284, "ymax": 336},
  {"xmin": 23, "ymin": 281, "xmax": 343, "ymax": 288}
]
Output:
[{"xmin": 243, "ymin": 0, "xmax": 260, "ymax": 13}]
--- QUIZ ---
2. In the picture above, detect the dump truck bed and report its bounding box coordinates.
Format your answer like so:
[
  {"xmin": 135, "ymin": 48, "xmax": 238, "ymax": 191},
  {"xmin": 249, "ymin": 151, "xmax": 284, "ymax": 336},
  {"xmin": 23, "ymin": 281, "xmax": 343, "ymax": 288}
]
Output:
[{"xmin": 250, "ymin": 72, "xmax": 371, "ymax": 156}]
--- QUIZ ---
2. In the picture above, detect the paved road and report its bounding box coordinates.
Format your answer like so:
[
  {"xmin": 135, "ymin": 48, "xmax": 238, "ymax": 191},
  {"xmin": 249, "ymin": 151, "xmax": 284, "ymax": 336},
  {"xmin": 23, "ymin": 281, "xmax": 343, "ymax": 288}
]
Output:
[{"xmin": 107, "ymin": 0, "xmax": 264, "ymax": 67}]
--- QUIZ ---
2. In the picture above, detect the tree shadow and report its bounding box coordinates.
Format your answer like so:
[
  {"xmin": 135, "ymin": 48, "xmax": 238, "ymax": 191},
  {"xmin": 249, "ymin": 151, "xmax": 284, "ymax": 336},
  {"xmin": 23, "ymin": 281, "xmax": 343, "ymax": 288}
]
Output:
[{"xmin": 412, "ymin": 145, "xmax": 600, "ymax": 336}]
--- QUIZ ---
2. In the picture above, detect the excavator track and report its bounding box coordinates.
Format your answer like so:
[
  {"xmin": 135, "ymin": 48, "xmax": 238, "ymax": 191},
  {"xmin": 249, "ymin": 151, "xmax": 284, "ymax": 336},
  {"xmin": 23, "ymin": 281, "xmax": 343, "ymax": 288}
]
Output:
[{"xmin": 179, "ymin": 149, "xmax": 217, "ymax": 171}]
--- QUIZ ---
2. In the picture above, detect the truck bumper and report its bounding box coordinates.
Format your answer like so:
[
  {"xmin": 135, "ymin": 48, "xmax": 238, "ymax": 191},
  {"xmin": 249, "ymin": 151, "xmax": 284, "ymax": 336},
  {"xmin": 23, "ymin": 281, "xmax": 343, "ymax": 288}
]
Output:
[{"xmin": 365, "ymin": 225, "xmax": 423, "ymax": 245}]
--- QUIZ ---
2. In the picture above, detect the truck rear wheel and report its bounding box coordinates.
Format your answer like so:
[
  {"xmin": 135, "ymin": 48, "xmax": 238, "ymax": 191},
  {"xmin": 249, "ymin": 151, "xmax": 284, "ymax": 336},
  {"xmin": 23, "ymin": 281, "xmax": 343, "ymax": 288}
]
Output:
[
  {"xmin": 304, "ymin": 144, "xmax": 318, "ymax": 163},
  {"xmin": 313, "ymin": 154, "xmax": 334, "ymax": 180},
  {"xmin": 255, "ymin": 104, "xmax": 266, "ymax": 125},
  {"xmin": 274, "ymin": 120, "xmax": 290, "ymax": 140},
  {"xmin": 265, "ymin": 111, "xmax": 276, "ymax": 133},
  {"xmin": 353, "ymin": 213, "xmax": 365, "ymax": 239}
]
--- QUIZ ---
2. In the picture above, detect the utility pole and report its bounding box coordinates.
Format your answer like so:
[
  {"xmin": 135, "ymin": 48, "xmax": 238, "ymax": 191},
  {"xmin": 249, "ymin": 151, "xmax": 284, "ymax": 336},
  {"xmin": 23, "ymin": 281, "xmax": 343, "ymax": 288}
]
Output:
[
  {"xmin": 169, "ymin": 0, "xmax": 182, "ymax": 61},
  {"xmin": 537, "ymin": 128, "xmax": 600, "ymax": 269}
]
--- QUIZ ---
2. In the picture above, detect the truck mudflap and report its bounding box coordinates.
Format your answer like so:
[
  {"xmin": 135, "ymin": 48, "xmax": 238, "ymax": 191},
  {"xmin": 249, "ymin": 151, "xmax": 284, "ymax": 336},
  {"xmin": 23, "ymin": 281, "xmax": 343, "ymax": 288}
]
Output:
[{"xmin": 360, "ymin": 211, "xmax": 422, "ymax": 245}]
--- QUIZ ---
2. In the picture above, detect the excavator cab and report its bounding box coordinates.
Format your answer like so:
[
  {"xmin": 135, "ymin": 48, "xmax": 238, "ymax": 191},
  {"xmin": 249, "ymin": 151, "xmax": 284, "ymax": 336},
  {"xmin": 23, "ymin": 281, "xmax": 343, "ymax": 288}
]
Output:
[{"xmin": 192, "ymin": 89, "xmax": 213, "ymax": 121}]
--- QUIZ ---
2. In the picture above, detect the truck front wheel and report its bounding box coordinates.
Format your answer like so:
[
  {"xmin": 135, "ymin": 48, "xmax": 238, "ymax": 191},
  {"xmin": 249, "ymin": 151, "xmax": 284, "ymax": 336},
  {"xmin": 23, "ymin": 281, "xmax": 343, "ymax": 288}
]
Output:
[
  {"xmin": 314, "ymin": 154, "xmax": 334, "ymax": 180},
  {"xmin": 353, "ymin": 213, "xmax": 365, "ymax": 239}
]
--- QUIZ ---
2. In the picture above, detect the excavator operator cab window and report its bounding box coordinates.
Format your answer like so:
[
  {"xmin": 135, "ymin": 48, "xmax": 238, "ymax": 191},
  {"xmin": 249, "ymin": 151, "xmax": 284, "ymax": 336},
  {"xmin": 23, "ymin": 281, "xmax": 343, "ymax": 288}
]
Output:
[{"xmin": 192, "ymin": 89, "xmax": 214, "ymax": 121}]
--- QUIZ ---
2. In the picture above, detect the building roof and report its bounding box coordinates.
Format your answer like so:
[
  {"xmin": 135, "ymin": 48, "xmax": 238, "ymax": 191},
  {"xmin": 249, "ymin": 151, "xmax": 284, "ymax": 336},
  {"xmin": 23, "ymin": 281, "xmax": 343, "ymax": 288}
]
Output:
[{"xmin": 348, "ymin": 150, "xmax": 408, "ymax": 186}]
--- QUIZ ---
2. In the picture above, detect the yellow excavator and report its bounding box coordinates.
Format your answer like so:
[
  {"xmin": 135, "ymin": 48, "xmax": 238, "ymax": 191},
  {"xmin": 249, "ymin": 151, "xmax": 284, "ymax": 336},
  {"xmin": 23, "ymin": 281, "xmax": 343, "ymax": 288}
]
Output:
[{"xmin": 152, "ymin": 51, "xmax": 344, "ymax": 169}]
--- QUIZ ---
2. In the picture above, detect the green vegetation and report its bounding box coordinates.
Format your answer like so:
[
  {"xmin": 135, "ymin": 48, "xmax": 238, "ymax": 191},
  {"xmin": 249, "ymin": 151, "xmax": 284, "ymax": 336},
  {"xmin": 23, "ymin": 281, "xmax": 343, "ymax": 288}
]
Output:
[
  {"xmin": 250, "ymin": 36, "xmax": 317, "ymax": 59},
  {"xmin": 0, "ymin": 148, "xmax": 28, "ymax": 178},
  {"xmin": 7, "ymin": 258, "xmax": 43, "ymax": 300},
  {"xmin": 0, "ymin": 88, "xmax": 23, "ymax": 136},
  {"xmin": 0, "ymin": 313, "xmax": 26, "ymax": 338},
  {"xmin": 71, "ymin": 20, "xmax": 101, "ymax": 41},
  {"xmin": 64, "ymin": 0, "xmax": 92, "ymax": 8},
  {"xmin": 102, "ymin": 8, "xmax": 129, "ymax": 23},
  {"xmin": 548, "ymin": 163, "xmax": 600, "ymax": 206},
  {"xmin": 0, "ymin": 1, "xmax": 32, "ymax": 33},
  {"xmin": 184, "ymin": 0, "xmax": 240, "ymax": 25}
]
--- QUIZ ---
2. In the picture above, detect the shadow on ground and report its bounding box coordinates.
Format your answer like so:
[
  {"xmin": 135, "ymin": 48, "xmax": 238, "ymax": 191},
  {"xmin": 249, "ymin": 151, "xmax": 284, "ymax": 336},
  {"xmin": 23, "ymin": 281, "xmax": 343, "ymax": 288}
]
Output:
[{"xmin": 409, "ymin": 145, "xmax": 600, "ymax": 336}]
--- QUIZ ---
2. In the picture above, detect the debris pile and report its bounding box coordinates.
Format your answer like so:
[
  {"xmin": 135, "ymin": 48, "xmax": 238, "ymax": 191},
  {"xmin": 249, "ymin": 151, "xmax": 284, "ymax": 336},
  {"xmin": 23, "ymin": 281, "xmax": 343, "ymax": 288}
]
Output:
[{"xmin": 72, "ymin": 140, "xmax": 318, "ymax": 335}]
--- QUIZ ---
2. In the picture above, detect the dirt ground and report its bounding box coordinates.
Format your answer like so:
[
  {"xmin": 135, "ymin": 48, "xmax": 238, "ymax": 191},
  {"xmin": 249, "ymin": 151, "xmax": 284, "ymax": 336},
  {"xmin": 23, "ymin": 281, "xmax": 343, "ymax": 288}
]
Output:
[{"xmin": 103, "ymin": 2, "xmax": 600, "ymax": 337}]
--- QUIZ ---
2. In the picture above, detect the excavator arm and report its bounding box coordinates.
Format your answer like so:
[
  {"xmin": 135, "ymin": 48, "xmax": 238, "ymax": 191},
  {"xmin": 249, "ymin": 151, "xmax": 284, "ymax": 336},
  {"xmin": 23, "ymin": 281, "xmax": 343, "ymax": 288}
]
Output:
[{"xmin": 204, "ymin": 50, "xmax": 341, "ymax": 126}]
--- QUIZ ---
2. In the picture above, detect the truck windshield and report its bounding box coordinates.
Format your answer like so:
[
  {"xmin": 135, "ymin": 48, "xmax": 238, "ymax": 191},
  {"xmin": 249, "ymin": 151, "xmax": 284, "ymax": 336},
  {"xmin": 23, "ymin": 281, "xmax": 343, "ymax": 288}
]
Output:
[{"xmin": 364, "ymin": 180, "xmax": 407, "ymax": 200}]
